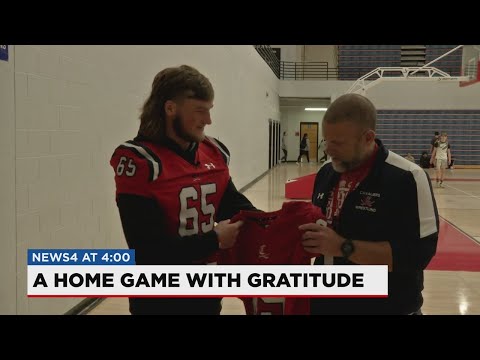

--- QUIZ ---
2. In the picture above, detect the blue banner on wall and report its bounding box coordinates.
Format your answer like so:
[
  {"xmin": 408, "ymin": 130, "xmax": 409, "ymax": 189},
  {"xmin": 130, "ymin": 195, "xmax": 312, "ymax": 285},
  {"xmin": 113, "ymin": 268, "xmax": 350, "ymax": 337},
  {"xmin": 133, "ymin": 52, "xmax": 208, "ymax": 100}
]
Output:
[{"xmin": 0, "ymin": 45, "xmax": 8, "ymax": 61}]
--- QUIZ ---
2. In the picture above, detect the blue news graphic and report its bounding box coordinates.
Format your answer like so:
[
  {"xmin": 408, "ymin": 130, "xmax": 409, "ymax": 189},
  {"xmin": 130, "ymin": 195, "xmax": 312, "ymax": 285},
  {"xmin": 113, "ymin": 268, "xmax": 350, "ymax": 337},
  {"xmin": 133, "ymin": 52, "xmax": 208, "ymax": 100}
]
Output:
[
  {"xmin": 0, "ymin": 45, "xmax": 8, "ymax": 61},
  {"xmin": 28, "ymin": 249, "xmax": 135, "ymax": 265}
]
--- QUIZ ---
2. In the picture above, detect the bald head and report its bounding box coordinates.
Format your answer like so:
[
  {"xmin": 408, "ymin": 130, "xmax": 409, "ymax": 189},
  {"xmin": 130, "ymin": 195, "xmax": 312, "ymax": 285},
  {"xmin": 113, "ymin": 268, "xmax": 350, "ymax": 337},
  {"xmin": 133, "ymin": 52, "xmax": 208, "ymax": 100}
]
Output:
[{"xmin": 324, "ymin": 94, "xmax": 377, "ymax": 131}]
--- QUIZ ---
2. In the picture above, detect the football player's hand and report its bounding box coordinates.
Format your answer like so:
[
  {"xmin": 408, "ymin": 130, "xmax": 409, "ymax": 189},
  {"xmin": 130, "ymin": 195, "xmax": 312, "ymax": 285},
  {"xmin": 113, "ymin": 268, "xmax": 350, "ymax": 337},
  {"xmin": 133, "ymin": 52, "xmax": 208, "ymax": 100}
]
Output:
[{"xmin": 214, "ymin": 220, "xmax": 244, "ymax": 249}]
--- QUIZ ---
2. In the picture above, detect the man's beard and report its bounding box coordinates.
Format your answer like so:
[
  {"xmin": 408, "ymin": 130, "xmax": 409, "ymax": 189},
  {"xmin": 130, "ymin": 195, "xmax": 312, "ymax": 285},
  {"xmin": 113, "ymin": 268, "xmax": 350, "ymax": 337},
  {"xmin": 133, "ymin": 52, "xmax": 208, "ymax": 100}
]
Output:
[
  {"xmin": 331, "ymin": 159, "xmax": 362, "ymax": 173},
  {"xmin": 173, "ymin": 115, "xmax": 203, "ymax": 143},
  {"xmin": 331, "ymin": 145, "xmax": 364, "ymax": 173}
]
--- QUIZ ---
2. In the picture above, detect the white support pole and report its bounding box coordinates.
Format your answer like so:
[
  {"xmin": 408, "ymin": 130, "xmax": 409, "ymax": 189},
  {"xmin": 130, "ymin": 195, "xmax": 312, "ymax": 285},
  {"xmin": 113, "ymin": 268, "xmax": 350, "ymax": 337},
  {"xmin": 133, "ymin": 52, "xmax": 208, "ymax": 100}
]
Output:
[{"xmin": 409, "ymin": 45, "xmax": 464, "ymax": 76}]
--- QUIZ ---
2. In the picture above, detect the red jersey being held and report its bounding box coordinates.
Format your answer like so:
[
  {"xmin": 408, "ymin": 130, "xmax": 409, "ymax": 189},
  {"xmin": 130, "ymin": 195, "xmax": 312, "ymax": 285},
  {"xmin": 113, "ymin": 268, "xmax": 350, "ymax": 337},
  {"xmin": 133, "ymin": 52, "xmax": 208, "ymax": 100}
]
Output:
[{"xmin": 218, "ymin": 201, "xmax": 327, "ymax": 315}]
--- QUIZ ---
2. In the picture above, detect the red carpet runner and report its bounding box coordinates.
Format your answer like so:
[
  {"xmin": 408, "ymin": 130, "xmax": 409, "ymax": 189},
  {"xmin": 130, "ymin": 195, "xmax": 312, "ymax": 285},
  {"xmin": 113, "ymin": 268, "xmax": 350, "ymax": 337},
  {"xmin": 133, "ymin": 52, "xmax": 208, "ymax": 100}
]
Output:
[{"xmin": 427, "ymin": 218, "xmax": 480, "ymax": 272}]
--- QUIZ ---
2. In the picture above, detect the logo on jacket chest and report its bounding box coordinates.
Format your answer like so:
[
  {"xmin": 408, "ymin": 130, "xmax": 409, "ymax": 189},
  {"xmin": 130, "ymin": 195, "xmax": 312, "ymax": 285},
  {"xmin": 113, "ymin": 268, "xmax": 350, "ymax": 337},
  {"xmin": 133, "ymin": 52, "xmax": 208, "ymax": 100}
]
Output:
[
  {"xmin": 258, "ymin": 244, "xmax": 270, "ymax": 259},
  {"xmin": 355, "ymin": 191, "xmax": 380, "ymax": 213}
]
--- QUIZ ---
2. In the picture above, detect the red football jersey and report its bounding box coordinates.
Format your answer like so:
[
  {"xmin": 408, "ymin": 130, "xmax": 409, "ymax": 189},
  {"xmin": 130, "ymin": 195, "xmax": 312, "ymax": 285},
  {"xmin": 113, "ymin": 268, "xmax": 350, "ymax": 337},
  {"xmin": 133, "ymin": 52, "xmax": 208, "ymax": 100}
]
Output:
[
  {"xmin": 110, "ymin": 137, "xmax": 231, "ymax": 239},
  {"xmin": 217, "ymin": 201, "xmax": 327, "ymax": 315}
]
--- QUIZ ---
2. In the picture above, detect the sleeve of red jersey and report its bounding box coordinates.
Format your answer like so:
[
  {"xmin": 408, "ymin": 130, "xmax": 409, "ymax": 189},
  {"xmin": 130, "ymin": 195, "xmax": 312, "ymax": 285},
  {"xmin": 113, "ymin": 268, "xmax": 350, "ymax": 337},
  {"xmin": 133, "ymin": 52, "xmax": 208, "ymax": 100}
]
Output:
[{"xmin": 110, "ymin": 145, "xmax": 157, "ymax": 198}]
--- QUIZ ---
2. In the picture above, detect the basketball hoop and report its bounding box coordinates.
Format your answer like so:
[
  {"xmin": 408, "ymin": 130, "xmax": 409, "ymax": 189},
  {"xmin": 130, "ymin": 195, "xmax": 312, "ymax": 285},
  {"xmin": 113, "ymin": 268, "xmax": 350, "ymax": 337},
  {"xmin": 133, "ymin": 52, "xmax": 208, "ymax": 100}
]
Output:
[{"xmin": 459, "ymin": 45, "xmax": 480, "ymax": 87}]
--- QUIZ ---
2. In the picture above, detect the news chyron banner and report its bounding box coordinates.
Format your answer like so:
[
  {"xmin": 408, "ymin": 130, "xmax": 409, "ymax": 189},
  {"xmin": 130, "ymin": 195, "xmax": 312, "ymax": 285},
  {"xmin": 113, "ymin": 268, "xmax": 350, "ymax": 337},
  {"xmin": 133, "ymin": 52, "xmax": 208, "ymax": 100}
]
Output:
[{"xmin": 27, "ymin": 249, "xmax": 388, "ymax": 297}]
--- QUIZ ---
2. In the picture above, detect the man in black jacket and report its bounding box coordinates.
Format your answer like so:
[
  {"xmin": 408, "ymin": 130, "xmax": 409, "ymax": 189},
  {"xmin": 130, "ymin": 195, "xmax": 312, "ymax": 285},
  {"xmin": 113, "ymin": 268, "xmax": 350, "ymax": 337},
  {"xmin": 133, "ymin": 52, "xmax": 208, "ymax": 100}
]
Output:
[
  {"xmin": 299, "ymin": 94, "xmax": 439, "ymax": 315},
  {"xmin": 110, "ymin": 65, "xmax": 258, "ymax": 315}
]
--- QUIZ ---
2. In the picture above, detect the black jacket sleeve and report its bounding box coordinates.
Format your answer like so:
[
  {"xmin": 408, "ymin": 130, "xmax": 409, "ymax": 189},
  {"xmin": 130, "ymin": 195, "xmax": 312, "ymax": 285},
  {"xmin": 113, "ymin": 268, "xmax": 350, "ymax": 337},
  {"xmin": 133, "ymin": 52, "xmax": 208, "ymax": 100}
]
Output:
[
  {"xmin": 116, "ymin": 193, "xmax": 219, "ymax": 265},
  {"xmin": 216, "ymin": 177, "xmax": 259, "ymax": 221},
  {"xmin": 389, "ymin": 170, "xmax": 439, "ymax": 272}
]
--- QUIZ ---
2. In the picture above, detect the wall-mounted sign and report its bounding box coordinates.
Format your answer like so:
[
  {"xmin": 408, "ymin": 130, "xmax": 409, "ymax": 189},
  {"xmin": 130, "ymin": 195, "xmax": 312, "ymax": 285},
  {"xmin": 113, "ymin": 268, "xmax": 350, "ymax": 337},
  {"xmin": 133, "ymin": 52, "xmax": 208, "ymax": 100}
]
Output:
[{"xmin": 0, "ymin": 45, "xmax": 8, "ymax": 61}]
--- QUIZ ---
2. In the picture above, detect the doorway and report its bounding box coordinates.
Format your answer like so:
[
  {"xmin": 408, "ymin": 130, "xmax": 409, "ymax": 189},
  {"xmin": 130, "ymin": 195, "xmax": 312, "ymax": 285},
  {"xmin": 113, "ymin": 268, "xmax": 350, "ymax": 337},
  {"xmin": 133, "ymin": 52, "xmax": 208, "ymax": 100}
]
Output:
[
  {"xmin": 268, "ymin": 119, "xmax": 281, "ymax": 169},
  {"xmin": 299, "ymin": 122, "xmax": 319, "ymax": 162}
]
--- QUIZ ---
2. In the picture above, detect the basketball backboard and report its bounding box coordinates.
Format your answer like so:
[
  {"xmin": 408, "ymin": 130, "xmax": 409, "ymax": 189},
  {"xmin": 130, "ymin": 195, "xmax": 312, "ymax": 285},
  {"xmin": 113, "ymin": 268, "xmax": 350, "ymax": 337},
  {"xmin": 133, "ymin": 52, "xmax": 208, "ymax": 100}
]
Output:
[{"xmin": 459, "ymin": 45, "xmax": 480, "ymax": 87}]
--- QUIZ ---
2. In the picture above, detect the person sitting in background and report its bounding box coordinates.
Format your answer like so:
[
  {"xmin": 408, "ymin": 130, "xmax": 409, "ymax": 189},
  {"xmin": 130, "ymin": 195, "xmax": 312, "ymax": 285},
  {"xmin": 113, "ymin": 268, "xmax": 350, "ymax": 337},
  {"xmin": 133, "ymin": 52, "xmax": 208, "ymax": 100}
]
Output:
[
  {"xmin": 419, "ymin": 151, "xmax": 430, "ymax": 169},
  {"xmin": 404, "ymin": 153, "xmax": 415, "ymax": 163}
]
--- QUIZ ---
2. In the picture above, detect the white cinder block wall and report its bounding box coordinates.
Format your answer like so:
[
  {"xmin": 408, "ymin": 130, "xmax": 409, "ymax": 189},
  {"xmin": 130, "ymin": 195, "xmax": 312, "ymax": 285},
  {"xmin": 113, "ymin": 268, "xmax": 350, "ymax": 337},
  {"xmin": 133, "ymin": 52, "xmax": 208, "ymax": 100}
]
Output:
[
  {"xmin": 6, "ymin": 45, "xmax": 279, "ymax": 314},
  {"xmin": 0, "ymin": 46, "xmax": 17, "ymax": 314}
]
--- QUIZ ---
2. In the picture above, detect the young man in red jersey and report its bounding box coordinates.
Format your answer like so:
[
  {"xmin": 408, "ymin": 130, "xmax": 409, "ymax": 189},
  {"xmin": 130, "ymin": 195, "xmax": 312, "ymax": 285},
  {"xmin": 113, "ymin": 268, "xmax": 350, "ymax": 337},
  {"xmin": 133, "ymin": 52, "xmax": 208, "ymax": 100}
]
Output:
[{"xmin": 110, "ymin": 65, "xmax": 258, "ymax": 315}]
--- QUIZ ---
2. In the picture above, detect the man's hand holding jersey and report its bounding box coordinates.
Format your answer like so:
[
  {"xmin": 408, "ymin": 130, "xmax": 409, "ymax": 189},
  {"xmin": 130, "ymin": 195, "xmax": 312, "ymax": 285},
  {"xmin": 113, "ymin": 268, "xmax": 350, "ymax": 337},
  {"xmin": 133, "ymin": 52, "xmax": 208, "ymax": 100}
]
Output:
[{"xmin": 298, "ymin": 223, "xmax": 344, "ymax": 257}]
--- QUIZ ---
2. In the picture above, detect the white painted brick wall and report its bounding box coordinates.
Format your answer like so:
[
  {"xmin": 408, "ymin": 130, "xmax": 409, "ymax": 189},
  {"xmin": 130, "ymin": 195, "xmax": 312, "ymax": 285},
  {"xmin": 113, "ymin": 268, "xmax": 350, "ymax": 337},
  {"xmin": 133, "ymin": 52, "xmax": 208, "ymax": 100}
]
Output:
[
  {"xmin": 16, "ymin": 158, "xmax": 39, "ymax": 185},
  {"xmin": 16, "ymin": 241, "xmax": 29, "ymax": 314},
  {"xmin": 59, "ymin": 106, "xmax": 81, "ymax": 130},
  {"xmin": 17, "ymin": 212, "xmax": 40, "ymax": 245},
  {"xmin": 38, "ymin": 157, "xmax": 60, "ymax": 183},
  {"xmin": 51, "ymin": 131, "xmax": 81, "ymax": 154},
  {"xmin": 39, "ymin": 206, "xmax": 60, "ymax": 233},
  {"xmin": 16, "ymin": 185, "xmax": 29, "ymax": 214},
  {"xmin": 28, "ymin": 131, "xmax": 51, "ymax": 155},
  {"xmin": 15, "ymin": 99, "xmax": 31, "ymax": 129},
  {"xmin": 15, "ymin": 46, "xmax": 39, "ymax": 74},
  {"xmin": 27, "ymin": 75, "xmax": 50, "ymax": 104},
  {"xmin": 48, "ymin": 78, "xmax": 68, "ymax": 106},
  {"xmin": 38, "ymin": 48, "xmax": 59, "ymax": 79},
  {"xmin": 16, "ymin": 130, "xmax": 28, "ymax": 157},
  {"xmin": 1, "ymin": 46, "xmax": 17, "ymax": 314},
  {"xmin": 15, "ymin": 73, "xmax": 28, "ymax": 99},
  {"xmin": 28, "ymin": 182, "xmax": 49, "ymax": 210},
  {"xmin": 60, "ymin": 204, "xmax": 78, "ymax": 228},
  {"xmin": 65, "ymin": 81, "xmax": 91, "ymax": 107}
]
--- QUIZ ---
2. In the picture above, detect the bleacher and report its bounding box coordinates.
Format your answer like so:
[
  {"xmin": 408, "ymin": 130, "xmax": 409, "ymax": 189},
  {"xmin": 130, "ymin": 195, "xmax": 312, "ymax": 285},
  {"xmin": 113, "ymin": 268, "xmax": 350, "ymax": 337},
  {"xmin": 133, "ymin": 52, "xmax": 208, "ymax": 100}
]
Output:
[
  {"xmin": 425, "ymin": 45, "xmax": 462, "ymax": 76},
  {"xmin": 338, "ymin": 45, "xmax": 402, "ymax": 80},
  {"xmin": 376, "ymin": 110, "xmax": 480, "ymax": 166},
  {"xmin": 338, "ymin": 45, "xmax": 463, "ymax": 80}
]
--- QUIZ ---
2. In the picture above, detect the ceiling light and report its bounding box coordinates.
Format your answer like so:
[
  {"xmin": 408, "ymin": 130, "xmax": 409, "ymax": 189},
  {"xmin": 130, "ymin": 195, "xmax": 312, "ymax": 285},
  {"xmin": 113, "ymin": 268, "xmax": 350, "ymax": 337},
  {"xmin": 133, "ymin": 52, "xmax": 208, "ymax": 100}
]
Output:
[{"xmin": 305, "ymin": 107, "xmax": 327, "ymax": 111}]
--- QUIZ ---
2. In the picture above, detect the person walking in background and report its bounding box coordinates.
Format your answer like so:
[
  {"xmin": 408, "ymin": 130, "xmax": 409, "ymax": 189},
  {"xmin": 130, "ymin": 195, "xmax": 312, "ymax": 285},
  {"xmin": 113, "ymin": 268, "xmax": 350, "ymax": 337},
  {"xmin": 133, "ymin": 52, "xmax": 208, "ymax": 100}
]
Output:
[
  {"xmin": 281, "ymin": 131, "xmax": 288, "ymax": 162},
  {"xmin": 296, "ymin": 133, "xmax": 310, "ymax": 164},
  {"xmin": 318, "ymin": 138, "xmax": 328, "ymax": 163},
  {"xmin": 431, "ymin": 132, "xmax": 451, "ymax": 188},
  {"xmin": 299, "ymin": 93, "xmax": 439, "ymax": 315},
  {"xmin": 110, "ymin": 65, "xmax": 259, "ymax": 315},
  {"xmin": 430, "ymin": 131, "xmax": 439, "ymax": 155}
]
